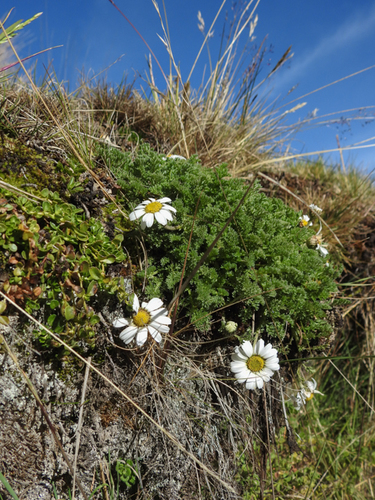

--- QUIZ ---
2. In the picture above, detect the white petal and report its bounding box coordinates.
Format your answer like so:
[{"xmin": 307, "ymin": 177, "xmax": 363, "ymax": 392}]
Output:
[
  {"xmin": 150, "ymin": 322, "xmax": 170, "ymax": 333},
  {"xmin": 309, "ymin": 203, "xmax": 322, "ymax": 213},
  {"xmin": 234, "ymin": 368, "xmax": 252, "ymax": 381},
  {"xmin": 154, "ymin": 211, "xmax": 168, "ymax": 225},
  {"xmin": 136, "ymin": 329, "xmax": 148, "ymax": 346},
  {"xmin": 160, "ymin": 204, "xmax": 176, "ymax": 213},
  {"xmin": 158, "ymin": 209, "xmax": 174, "ymax": 221},
  {"xmin": 133, "ymin": 294, "xmax": 140, "ymax": 313},
  {"xmin": 260, "ymin": 367, "xmax": 275, "ymax": 378},
  {"xmin": 232, "ymin": 352, "xmax": 248, "ymax": 362},
  {"xmin": 245, "ymin": 379, "xmax": 257, "ymax": 390},
  {"xmin": 263, "ymin": 349, "xmax": 278, "ymax": 361},
  {"xmin": 255, "ymin": 339, "xmax": 265, "ymax": 354},
  {"xmin": 157, "ymin": 197, "xmax": 172, "ymax": 203},
  {"xmin": 152, "ymin": 314, "xmax": 171, "ymax": 325},
  {"xmin": 143, "ymin": 213, "xmax": 155, "ymax": 228},
  {"xmin": 240, "ymin": 341, "xmax": 253, "ymax": 358},
  {"xmin": 119, "ymin": 326, "xmax": 138, "ymax": 344},
  {"xmin": 260, "ymin": 373, "xmax": 270, "ymax": 383},
  {"xmin": 236, "ymin": 376, "xmax": 246, "ymax": 385},
  {"xmin": 306, "ymin": 381, "xmax": 314, "ymax": 392},
  {"xmin": 264, "ymin": 357, "xmax": 279, "ymax": 369},
  {"xmin": 130, "ymin": 208, "xmax": 145, "ymax": 220},
  {"xmin": 146, "ymin": 298, "xmax": 164, "ymax": 311},
  {"xmin": 112, "ymin": 318, "xmax": 129, "ymax": 328},
  {"xmin": 317, "ymin": 245, "xmax": 329, "ymax": 257},
  {"xmin": 230, "ymin": 361, "xmax": 247, "ymax": 373},
  {"xmin": 266, "ymin": 361, "xmax": 280, "ymax": 371},
  {"xmin": 149, "ymin": 327, "xmax": 162, "ymax": 343},
  {"xmin": 259, "ymin": 343, "xmax": 273, "ymax": 358},
  {"xmin": 168, "ymin": 154, "xmax": 186, "ymax": 160},
  {"xmin": 256, "ymin": 377, "xmax": 264, "ymax": 389}
]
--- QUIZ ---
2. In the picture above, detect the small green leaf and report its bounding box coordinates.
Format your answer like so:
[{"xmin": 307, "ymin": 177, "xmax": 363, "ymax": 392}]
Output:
[
  {"xmin": 8, "ymin": 243, "xmax": 17, "ymax": 252},
  {"xmin": 89, "ymin": 267, "xmax": 102, "ymax": 280},
  {"xmin": 42, "ymin": 201, "xmax": 52, "ymax": 213},
  {"xmin": 64, "ymin": 305, "xmax": 76, "ymax": 321},
  {"xmin": 0, "ymin": 300, "xmax": 7, "ymax": 315},
  {"xmin": 13, "ymin": 267, "xmax": 23, "ymax": 277},
  {"xmin": 47, "ymin": 314, "xmax": 56, "ymax": 327},
  {"xmin": 79, "ymin": 260, "xmax": 90, "ymax": 274},
  {"xmin": 90, "ymin": 315, "xmax": 100, "ymax": 325},
  {"xmin": 100, "ymin": 255, "xmax": 116, "ymax": 264},
  {"xmin": 113, "ymin": 234, "xmax": 124, "ymax": 244},
  {"xmin": 79, "ymin": 222, "xmax": 89, "ymax": 233},
  {"xmin": 87, "ymin": 281, "xmax": 98, "ymax": 296},
  {"xmin": 0, "ymin": 316, "xmax": 9, "ymax": 326},
  {"xmin": 49, "ymin": 300, "xmax": 60, "ymax": 309}
]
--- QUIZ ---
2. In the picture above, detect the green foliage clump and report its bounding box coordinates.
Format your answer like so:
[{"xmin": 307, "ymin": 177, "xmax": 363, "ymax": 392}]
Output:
[
  {"xmin": 0, "ymin": 187, "xmax": 128, "ymax": 352},
  {"xmin": 115, "ymin": 459, "xmax": 138, "ymax": 489},
  {"xmin": 101, "ymin": 142, "xmax": 341, "ymax": 353}
]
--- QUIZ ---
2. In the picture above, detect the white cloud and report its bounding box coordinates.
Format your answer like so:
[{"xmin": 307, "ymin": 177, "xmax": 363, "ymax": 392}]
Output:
[{"xmin": 273, "ymin": 5, "xmax": 375, "ymax": 91}]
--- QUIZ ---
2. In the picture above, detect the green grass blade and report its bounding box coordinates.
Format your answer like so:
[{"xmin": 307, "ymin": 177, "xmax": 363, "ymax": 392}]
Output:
[{"xmin": 0, "ymin": 472, "xmax": 19, "ymax": 500}]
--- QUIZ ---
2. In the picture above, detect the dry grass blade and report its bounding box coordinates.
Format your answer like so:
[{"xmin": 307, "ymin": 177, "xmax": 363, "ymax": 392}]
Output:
[
  {"xmin": 72, "ymin": 357, "xmax": 91, "ymax": 500},
  {"xmin": 322, "ymin": 353, "xmax": 374, "ymax": 413},
  {"xmin": 0, "ymin": 180, "xmax": 46, "ymax": 202}
]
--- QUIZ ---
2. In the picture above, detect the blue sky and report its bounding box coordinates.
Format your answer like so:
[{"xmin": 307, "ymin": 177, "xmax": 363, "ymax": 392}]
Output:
[{"xmin": 2, "ymin": 0, "xmax": 375, "ymax": 171}]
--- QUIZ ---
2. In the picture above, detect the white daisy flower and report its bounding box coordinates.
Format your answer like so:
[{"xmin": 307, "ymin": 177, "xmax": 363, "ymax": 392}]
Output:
[
  {"xmin": 299, "ymin": 215, "xmax": 313, "ymax": 228},
  {"xmin": 316, "ymin": 244, "xmax": 329, "ymax": 257},
  {"xmin": 129, "ymin": 197, "xmax": 176, "ymax": 229},
  {"xmin": 162, "ymin": 154, "xmax": 186, "ymax": 161},
  {"xmin": 309, "ymin": 203, "xmax": 322, "ymax": 213},
  {"xmin": 113, "ymin": 294, "xmax": 171, "ymax": 346},
  {"xmin": 293, "ymin": 378, "xmax": 324, "ymax": 410},
  {"xmin": 230, "ymin": 339, "xmax": 280, "ymax": 390},
  {"xmin": 309, "ymin": 230, "xmax": 329, "ymax": 257}
]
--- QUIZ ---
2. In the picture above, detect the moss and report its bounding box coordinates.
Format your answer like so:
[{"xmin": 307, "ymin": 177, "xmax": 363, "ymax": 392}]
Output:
[{"xmin": 0, "ymin": 136, "xmax": 69, "ymax": 196}]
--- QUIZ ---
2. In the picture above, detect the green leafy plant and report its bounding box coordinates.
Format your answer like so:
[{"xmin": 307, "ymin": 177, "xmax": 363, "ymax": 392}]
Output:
[
  {"xmin": 115, "ymin": 459, "xmax": 138, "ymax": 489},
  {"xmin": 0, "ymin": 186, "xmax": 128, "ymax": 353},
  {"xmin": 102, "ymin": 142, "xmax": 341, "ymax": 355}
]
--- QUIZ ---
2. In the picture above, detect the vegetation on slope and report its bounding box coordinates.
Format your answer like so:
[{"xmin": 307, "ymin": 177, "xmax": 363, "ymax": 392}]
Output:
[{"xmin": 0, "ymin": 4, "xmax": 374, "ymax": 499}]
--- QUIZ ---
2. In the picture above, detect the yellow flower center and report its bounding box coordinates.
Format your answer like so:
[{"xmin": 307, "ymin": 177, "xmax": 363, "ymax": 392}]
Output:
[
  {"xmin": 133, "ymin": 308, "xmax": 151, "ymax": 327},
  {"xmin": 300, "ymin": 219, "xmax": 309, "ymax": 227},
  {"xmin": 145, "ymin": 201, "xmax": 163, "ymax": 214},
  {"xmin": 246, "ymin": 355, "xmax": 265, "ymax": 372},
  {"xmin": 305, "ymin": 393, "xmax": 314, "ymax": 401}
]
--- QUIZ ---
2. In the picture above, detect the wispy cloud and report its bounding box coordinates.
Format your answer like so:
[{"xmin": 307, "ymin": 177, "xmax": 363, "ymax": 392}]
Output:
[{"xmin": 273, "ymin": 5, "xmax": 375, "ymax": 92}]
